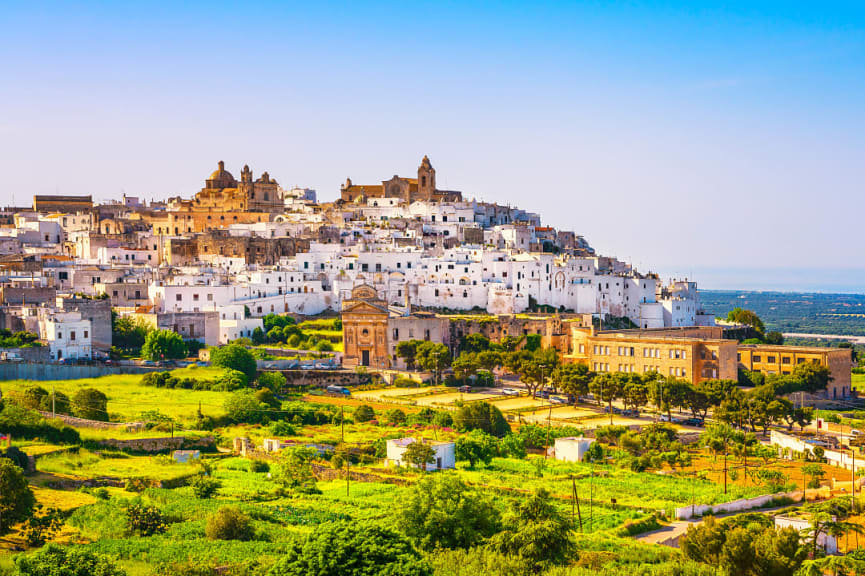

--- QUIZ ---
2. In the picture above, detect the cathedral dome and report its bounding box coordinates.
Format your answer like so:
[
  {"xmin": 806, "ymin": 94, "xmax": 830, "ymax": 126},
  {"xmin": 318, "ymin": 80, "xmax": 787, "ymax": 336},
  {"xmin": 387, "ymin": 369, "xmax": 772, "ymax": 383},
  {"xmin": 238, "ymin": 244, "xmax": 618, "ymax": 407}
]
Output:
[{"xmin": 209, "ymin": 160, "xmax": 234, "ymax": 182}]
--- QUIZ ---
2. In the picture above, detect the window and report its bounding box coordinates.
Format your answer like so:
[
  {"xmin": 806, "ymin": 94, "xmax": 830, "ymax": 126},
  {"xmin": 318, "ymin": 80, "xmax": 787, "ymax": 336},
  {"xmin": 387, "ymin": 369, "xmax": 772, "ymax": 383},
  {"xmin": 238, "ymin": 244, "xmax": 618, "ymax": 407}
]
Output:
[
  {"xmin": 70, "ymin": 331, "xmax": 76, "ymax": 341},
  {"xmin": 782, "ymin": 356, "xmax": 791, "ymax": 365},
  {"xmin": 176, "ymin": 294, "xmax": 182, "ymax": 301},
  {"xmin": 767, "ymin": 356, "xmax": 776, "ymax": 364},
  {"xmin": 193, "ymin": 294, "xmax": 199, "ymax": 301},
  {"xmin": 207, "ymin": 294, "xmax": 213, "ymax": 301},
  {"xmin": 753, "ymin": 355, "xmax": 762, "ymax": 363},
  {"xmin": 393, "ymin": 329, "xmax": 399, "ymax": 339},
  {"xmin": 84, "ymin": 330, "xmax": 88, "ymax": 338}
]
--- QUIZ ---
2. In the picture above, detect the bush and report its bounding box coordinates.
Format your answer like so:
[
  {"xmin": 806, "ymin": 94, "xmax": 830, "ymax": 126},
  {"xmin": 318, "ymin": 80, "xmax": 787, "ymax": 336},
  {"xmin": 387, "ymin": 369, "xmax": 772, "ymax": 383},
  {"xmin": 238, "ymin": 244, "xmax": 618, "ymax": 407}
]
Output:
[
  {"xmin": 453, "ymin": 402, "xmax": 510, "ymax": 437},
  {"xmin": 224, "ymin": 389, "xmax": 264, "ymax": 424},
  {"xmin": 249, "ymin": 460, "xmax": 270, "ymax": 473},
  {"xmin": 354, "ymin": 405, "xmax": 375, "ymax": 422},
  {"xmin": 0, "ymin": 404, "xmax": 80, "ymax": 444},
  {"xmin": 206, "ymin": 506, "xmax": 254, "ymax": 541},
  {"xmin": 269, "ymin": 420, "xmax": 296, "ymax": 436},
  {"xmin": 258, "ymin": 371, "xmax": 287, "ymax": 391},
  {"xmin": 0, "ymin": 458, "xmax": 36, "ymax": 534},
  {"xmin": 268, "ymin": 521, "xmax": 431, "ymax": 576},
  {"xmin": 21, "ymin": 506, "xmax": 63, "ymax": 547},
  {"xmin": 142, "ymin": 329, "xmax": 188, "ymax": 361},
  {"xmin": 15, "ymin": 544, "xmax": 126, "ymax": 576},
  {"xmin": 214, "ymin": 368, "xmax": 248, "ymax": 391},
  {"xmin": 126, "ymin": 502, "xmax": 166, "ymax": 536},
  {"xmin": 71, "ymin": 388, "xmax": 109, "ymax": 421},
  {"xmin": 191, "ymin": 475, "xmax": 221, "ymax": 499},
  {"xmin": 384, "ymin": 408, "xmax": 407, "ymax": 425},
  {"xmin": 210, "ymin": 344, "xmax": 257, "ymax": 382}
]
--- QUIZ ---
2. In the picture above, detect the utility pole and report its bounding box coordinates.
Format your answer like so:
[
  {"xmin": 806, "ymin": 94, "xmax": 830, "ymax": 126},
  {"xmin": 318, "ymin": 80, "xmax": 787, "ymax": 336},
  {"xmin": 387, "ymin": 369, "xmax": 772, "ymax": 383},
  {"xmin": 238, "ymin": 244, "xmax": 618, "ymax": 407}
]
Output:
[
  {"xmin": 51, "ymin": 385, "xmax": 56, "ymax": 419},
  {"xmin": 346, "ymin": 459, "xmax": 350, "ymax": 497},
  {"xmin": 341, "ymin": 405, "xmax": 345, "ymax": 443}
]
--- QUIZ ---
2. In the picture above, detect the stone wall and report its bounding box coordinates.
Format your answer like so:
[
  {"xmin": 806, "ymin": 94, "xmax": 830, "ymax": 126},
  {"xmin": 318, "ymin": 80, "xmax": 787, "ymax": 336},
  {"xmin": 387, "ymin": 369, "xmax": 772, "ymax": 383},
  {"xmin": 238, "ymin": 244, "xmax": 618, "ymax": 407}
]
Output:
[
  {"xmin": 280, "ymin": 369, "xmax": 371, "ymax": 388},
  {"xmin": 38, "ymin": 412, "xmax": 146, "ymax": 432},
  {"xmin": 97, "ymin": 436, "xmax": 216, "ymax": 453}
]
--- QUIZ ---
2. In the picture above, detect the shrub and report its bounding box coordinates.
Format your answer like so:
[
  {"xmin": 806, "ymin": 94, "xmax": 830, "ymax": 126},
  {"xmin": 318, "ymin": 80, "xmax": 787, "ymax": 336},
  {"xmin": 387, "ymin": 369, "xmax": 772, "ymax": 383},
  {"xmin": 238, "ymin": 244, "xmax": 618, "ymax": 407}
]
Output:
[
  {"xmin": 214, "ymin": 368, "xmax": 248, "ymax": 391},
  {"xmin": 249, "ymin": 460, "xmax": 270, "ymax": 473},
  {"xmin": 15, "ymin": 544, "xmax": 126, "ymax": 576},
  {"xmin": 269, "ymin": 420, "xmax": 296, "ymax": 436},
  {"xmin": 0, "ymin": 404, "xmax": 79, "ymax": 444},
  {"xmin": 0, "ymin": 458, "xmax": 36, "ymax": 534},
  {"xmin": 268, "ymin": 521, "xmax": 431, "ymax": 576},
  {"xmin": 224, "ymin": 389, "xmax": 264, "ymax": 424},
  {"xmin": 142, "ymin": 329, "xmax": 188, "ymax": 361},
  {"xmin": 126, "ymin": 502, "xmax": 166, "ymax": 536},
  {"xmin": 258, "ymin": 371, "xmax": 287, "ymax": 391},
  {"xmin": 21, "ymin": 506, "xmax": 63, "ymax": 547},
  {"xmin": 71, "ymin": 388, "xmax": 109, "ymax": 421},
  {"xmin": 206, "ymin": 506, "xmax": 254, "ymax": 541},
  {"xmin": 354, "ymin": 405, "xmax": 375, "ymax": 422},
  {"xmin": 453, "ymin": 402, "xmax": 509, "ymax": 437},
  {"xmin": 191, "ymin": 475, "xmax": 221, "ymax": 499},
  {"xmin": 384, "ymin": 408, "xmax": 407, "ymax": 425},
  {"xmin": 210, "ymin": 344, "xmax": 257, "ymax": 382}
]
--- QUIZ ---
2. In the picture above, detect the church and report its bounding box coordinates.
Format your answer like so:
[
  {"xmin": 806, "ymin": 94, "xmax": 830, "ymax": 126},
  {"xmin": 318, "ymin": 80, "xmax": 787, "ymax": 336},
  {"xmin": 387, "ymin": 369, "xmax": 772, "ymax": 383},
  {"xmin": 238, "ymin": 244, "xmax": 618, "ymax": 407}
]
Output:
[
  {"xmin": 339, "ymin": 156, "xmax": 462, "ymax": 204},
  {"xmin": 193, "ymin": 161, "xmax": 283, "ymax": 212}
]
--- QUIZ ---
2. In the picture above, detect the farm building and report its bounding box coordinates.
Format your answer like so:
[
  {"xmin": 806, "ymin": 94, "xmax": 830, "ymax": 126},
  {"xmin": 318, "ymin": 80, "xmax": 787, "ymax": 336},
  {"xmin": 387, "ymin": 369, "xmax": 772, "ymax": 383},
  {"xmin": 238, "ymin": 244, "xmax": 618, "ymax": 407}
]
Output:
[
  {"xmin": 554, "ymin": 437, "xmax": 595, "ymax": 462},
  {"xmin": 386, "ymin": 437, "xmax": 455, "ymax": 471}
]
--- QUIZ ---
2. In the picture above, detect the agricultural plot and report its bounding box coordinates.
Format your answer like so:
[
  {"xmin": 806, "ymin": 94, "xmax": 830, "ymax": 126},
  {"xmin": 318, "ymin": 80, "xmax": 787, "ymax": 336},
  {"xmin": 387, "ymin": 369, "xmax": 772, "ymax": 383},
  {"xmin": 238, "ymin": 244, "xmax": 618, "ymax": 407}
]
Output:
[
  {"xmin": 412, "ymin": 391, "xmax": 502, "ymax": 407},
  {"xmin": 519, "ymin": 406, "xmax": 601, "ymax": 424},
  {"xmin": 354, "ymin": 386, "xmax": 442, "ymax": 400},
  {"xmin": 487, "ymin": 396, "xmax": 550, "ymax": 411},
  {"xmin": 35, "ymin": 450, "xmax": 199, "ymax": 482}
]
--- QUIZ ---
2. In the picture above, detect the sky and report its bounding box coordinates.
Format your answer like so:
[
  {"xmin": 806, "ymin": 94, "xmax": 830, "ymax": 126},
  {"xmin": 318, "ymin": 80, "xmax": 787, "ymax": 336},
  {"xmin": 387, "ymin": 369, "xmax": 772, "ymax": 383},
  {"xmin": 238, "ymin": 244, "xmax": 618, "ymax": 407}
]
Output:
[{"xmin": 1, "ymin": 1, "xmax": 863, "ymax": 289}]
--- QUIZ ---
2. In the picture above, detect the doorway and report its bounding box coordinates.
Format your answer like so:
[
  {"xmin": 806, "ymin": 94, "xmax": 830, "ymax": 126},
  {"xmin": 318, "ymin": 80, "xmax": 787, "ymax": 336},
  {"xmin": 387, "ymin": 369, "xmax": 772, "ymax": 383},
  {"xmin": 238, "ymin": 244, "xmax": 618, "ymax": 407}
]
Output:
[{"xmin": 361, "ymin": 350, "xmax": 370, "ymax": 366}]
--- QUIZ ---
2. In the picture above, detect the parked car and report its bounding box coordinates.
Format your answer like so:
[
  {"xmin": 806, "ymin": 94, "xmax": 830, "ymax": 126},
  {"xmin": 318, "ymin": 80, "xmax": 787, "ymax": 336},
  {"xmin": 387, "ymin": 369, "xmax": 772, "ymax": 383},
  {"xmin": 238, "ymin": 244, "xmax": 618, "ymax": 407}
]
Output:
[
  {"xmin": 683, "ymin": 417, "xmax": 705, "ymax": 427},
  {"xmin": 622, "ymin": 409, "xmax": 640, "ymax": 417},
  {"xmin": 325, "ymin": 385, "xmax": 350, "ymax": 396},
  {"xmin": 659, "ymin": 414, "xmax": 682, "ymax": 423},
  {"xmin": 501, "ymin": 388, "xmax": 520, "ymax": 396},
  {"xmin": 550, "ymin": 395, "xmax": 569, "ymax": 404},
  {"xmin": 458, "ymin": 385, "xmax": 472, "ymax": 393},
  {"xmin": 603, "ymin": 406, "xmax": 623, "ymax": 414},
  {"xmin": 537, "ymin": 390, "xmax": 551, "ymax": 399},
  {"xmin": 1, "ymin": 352, "xmax": 23, "ymax": 362}
]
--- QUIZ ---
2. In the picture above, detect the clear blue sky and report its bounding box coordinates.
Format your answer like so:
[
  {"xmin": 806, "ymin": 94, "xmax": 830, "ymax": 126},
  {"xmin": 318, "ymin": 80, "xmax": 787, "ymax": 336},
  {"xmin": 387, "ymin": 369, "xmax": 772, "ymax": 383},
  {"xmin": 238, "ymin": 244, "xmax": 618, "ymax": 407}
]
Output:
[{"xmin": 2, "ymin": 1, "xmax": 863, "ymax": 283}]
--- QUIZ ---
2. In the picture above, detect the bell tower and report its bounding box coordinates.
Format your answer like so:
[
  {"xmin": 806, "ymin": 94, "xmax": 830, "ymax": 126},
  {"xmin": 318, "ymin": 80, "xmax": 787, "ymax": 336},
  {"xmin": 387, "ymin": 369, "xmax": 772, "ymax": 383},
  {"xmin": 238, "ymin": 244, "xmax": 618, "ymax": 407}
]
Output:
[{"xmin": 417, "ymin": 155, "xmax": 436, "ymax": 200}]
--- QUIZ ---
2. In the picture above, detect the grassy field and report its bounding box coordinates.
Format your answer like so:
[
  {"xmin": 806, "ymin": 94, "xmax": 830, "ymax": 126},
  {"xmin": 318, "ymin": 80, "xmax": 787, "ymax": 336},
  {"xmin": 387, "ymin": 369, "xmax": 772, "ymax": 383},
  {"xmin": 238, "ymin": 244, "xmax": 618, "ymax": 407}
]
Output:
[
  {"xmin": 0, "ymin": 366, "xmax": 231, "ymax": 423},
  {"xmin": 35, "ymin": 449, "xmax": 200, "ymax": 482}
]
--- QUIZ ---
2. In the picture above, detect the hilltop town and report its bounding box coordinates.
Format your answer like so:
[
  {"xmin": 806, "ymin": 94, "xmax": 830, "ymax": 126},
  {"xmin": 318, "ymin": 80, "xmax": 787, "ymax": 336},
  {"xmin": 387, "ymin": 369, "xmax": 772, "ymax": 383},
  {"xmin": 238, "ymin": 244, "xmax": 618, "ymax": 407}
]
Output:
[{"xmin": 1, "ymin": 157, "xmax": 864, "ymax": 576}]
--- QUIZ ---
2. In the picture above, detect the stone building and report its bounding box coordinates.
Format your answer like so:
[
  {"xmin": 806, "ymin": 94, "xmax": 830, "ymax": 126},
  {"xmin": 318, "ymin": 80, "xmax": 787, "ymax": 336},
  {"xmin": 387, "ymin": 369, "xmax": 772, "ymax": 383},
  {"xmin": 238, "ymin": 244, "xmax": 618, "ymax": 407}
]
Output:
[
  {"xmin": 193, "ymin": 161, "xmax": 283, "ymax": 213},
  {"xmin": 56, "ymin": 295, "xmax": 112, "ymax": 353},
  {"xmin": 341, "ymin": 285, "xmax": 391, "ymax": 369},
  {"xmin": 33, "ymin": 195, "xmax": 93, "ymax": 213},
  {"xmin": 340, "ymin": 156, "xmax": 462, "ymax": 204},
  {"xmin": 166, "ymin": 232, "xmax": 309, "ymax": 266}
]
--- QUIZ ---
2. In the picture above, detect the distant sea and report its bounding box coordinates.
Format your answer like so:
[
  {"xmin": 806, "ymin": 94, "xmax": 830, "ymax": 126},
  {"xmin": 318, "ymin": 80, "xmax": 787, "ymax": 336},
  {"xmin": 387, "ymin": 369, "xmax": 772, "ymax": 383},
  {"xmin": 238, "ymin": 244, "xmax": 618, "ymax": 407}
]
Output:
[{"xmin": 656, "ymin": 267, "xmax": 865, "ymax": 294}]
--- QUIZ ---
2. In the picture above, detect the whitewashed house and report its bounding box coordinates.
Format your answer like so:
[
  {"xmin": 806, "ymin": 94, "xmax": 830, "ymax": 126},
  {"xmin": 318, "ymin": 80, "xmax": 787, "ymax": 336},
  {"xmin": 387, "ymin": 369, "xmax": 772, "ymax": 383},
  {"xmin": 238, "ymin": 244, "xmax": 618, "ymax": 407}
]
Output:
[
  {"xmin": 386, "ymin": 438, "xmax": 455, "ymax": 471},
  {"xmin": 554, "ymin": 437, "xmax": 595, "ymax": 462},
  {"xmin": 39, "ymin": 311, "xmax": 92, "ymax": 361}
]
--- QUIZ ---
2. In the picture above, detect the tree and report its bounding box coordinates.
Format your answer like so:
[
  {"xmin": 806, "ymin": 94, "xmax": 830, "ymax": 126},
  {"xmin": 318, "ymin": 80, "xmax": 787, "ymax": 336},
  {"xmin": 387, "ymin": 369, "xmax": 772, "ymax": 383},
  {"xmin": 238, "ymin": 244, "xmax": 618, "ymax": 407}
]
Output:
[
  {"xmin": 752, "ymin": 525, "xmax": 805, "ymax": 576},
  {"xmin": 621, "ymin": 375, "xmax": 649, "ymax": 412},
  {"xmin": 268, "ymin": 521, "xmax": 431, "ymax": 576},
  {"xmin": 210, "ymin": 344, "xmax": 257, "ymax": 382},
  {"xmin": 476, "ymin": 350, "xmax": 503, "ymax": 373},
  {"xmin": 453, "ymin": 401, "xmax": 510, "ymax": 437},
  {"xmin": 396, "ymin": 340, "xmax": 419, "ymax": 370},
  {"xmin": 727, "ymin": 308, "xmax": 765, "ymax": 334},
  {"xmin": 460, "ymin": 333, "xmax": 492, "ymax": 354},
  {"xmin": 224, "ymin": 389, "xmax": 264, "ymax": 424},
  {"xmin": 15, "ymin": 544, "xmax": 126, "ymax": 576},
  {"xmin": 455, "ymin": 429, "xmax": 497, "ymax": 468},
  {"xmin": 403, "ymin": 441, "xmax": 436, "ymax": 471},
  {"xmin": 112, "ymin": 314, "xmax": 151, "ymax": 353},
  {"xmin": 384, "ymin": 408, "xmax": 407, "ymax": 425},
  {"xmin": 141, "ymin": 329, "xmax": 188, "ymax": 361},
  {"xmin": 354, "ymin": 404, "xmax": 375, "ymax": 422},
  {"xmin": 453, "ymin": 352, "xmax": 481, "ymax": 384},
  {"xmin": 488, "ymin": 488, "xmax": 573, "ymax": 569},
  {"xmin": 71, "ymin": 387, "xmax": 109, "ymax": 421},
  {"xmin": 719, "ymin": 527, "xmax": 756, "ymax": 576},
  {"xmin": 556, "ymin": 363, "xmax": 593, "ymax": 400},
  {"xmin": 681, "ymin": 516, "xmax": 726, "ymax": 565},
  {"xmin": 275, "ymin": 446, "xmax": 319, "ymax": 493},
  {"xmin": 251, "ymin": 326, "xmax": 267, "ymax": 344},
  {"xmin": 764, "ymin": 331, "xmax": 784, "ymax": 345},
  {"xmin": 258, "ymin": 371, "xmax": 287, "ymax": 392},
  {"xmin": 515, "ymin": 348, "xmax": 559, "ymax": 398},
  {"xmin": 416, "ymin": 342, "xmax": 452, "ymax": 384},
  {"xmin": 206, "ymin": 506, "xmax": 254, "ymax": 541},
  {"xmin": 801, "ymin": 463, "xmax": 825, "ymax": 489},
  {"xmin": 589, "ymin": 373, "xmax": 623, "ymax": 424},
  {"xmin": 0, "ymin": 458, "xmax": 35, "ymax": 534},
  {"xmin": 396, "ymin": 473, "xmax": 500, "ymax": 549}
]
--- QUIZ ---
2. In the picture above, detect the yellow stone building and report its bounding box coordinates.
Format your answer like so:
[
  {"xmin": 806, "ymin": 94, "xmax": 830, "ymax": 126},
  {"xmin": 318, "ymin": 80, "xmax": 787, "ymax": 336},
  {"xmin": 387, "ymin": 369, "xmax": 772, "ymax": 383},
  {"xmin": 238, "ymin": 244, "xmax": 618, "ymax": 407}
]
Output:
[
  {"xmin": 341, "ymin": 285, "xmax": 391, "ymax": 369},
  {"xmin": 340, "ymin": 156, "xmax": 462, "ymax": 204},
  {"xmin": 564, "ymin": 326, "xmax": 738, "ymax": 384},
  {"xmin": 737, "ymin": 344, "xmax": 852, "ymax": 399}
]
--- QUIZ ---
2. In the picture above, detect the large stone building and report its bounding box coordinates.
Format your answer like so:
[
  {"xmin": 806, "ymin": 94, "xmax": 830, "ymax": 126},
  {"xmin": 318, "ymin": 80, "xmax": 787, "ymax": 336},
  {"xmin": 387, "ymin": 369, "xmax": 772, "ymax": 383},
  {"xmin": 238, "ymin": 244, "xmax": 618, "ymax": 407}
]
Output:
[
  {"xmin": 33, "ymin": 195, "xmax": 93, "ymax": 213},
  {"xmin": 340, "ymin": 156, "xmax": 462, "ymax": 204},
  {"xmin": 738, "ymin": 344, "xmax": 853, "ymax": 399},
  {"xmin": 191, "ymin": 161, "xmax": 283, "ymax": 213},
  {"xmin": 341, "ymin": 285, "xmax": 391, "ymax": 368}
]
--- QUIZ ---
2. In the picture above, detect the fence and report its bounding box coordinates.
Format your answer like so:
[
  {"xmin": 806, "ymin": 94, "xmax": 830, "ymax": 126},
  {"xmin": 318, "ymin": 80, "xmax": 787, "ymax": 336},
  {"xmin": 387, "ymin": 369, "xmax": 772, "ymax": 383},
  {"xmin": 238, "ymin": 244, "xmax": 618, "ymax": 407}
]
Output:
[
  {"xmin": 0, "ymin": 362, "xmax": 155, "ymax": 382},
  {"xmin": 675, "ymin": 490, "xmax": 802, "ymax": 520}
]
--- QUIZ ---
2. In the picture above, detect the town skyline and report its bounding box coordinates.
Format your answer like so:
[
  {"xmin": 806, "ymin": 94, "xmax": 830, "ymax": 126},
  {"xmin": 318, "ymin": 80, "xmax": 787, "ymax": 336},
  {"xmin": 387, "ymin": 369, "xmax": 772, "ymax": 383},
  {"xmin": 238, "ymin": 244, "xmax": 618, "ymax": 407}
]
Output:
[{"xmin": 2, "ymin": 2, "xmax": 863, "ymax": 276}]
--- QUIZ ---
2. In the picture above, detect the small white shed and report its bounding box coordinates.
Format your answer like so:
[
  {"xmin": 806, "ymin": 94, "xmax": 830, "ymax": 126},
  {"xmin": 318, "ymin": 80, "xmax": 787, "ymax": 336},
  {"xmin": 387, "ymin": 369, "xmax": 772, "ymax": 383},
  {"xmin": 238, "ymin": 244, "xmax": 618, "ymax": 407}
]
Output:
[
  {"xmin": 775, "ymin": 515, "xmax": 838, "ymax": 555},
  {"xmin": 554, "ymin": 437, "xmax": 595, "ymax": 463},
  {"xmin": 386, "ymin": 438, "xmax": 456, "ymax": 471}
]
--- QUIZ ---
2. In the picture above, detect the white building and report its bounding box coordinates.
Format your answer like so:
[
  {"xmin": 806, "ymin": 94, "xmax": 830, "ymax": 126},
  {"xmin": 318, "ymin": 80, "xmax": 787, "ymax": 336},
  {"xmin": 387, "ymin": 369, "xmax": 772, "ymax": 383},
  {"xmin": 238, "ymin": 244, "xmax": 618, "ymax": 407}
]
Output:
[
  {"xmin": 386, "ymin": 438, "xmax": 455, "ymax": 471},
  {"xmin": 554, "ymin": 437, "xmax": 595, "ymax": 462},
  {"xmin": 39, "ymin": 311, "xmax": 92, "ymax": 361}
]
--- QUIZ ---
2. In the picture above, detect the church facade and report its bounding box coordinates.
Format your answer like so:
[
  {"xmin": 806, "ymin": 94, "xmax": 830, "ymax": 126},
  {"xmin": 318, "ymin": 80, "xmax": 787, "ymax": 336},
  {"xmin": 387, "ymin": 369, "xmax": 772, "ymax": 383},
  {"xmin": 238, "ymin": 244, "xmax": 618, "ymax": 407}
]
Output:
[
  {"xmin": 193, "ymin": 161, "xmax": 283, "ymax": 212},
  {"xmin": 340, "ymin": 156, "xmax": 462, "ymax": 204}
]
